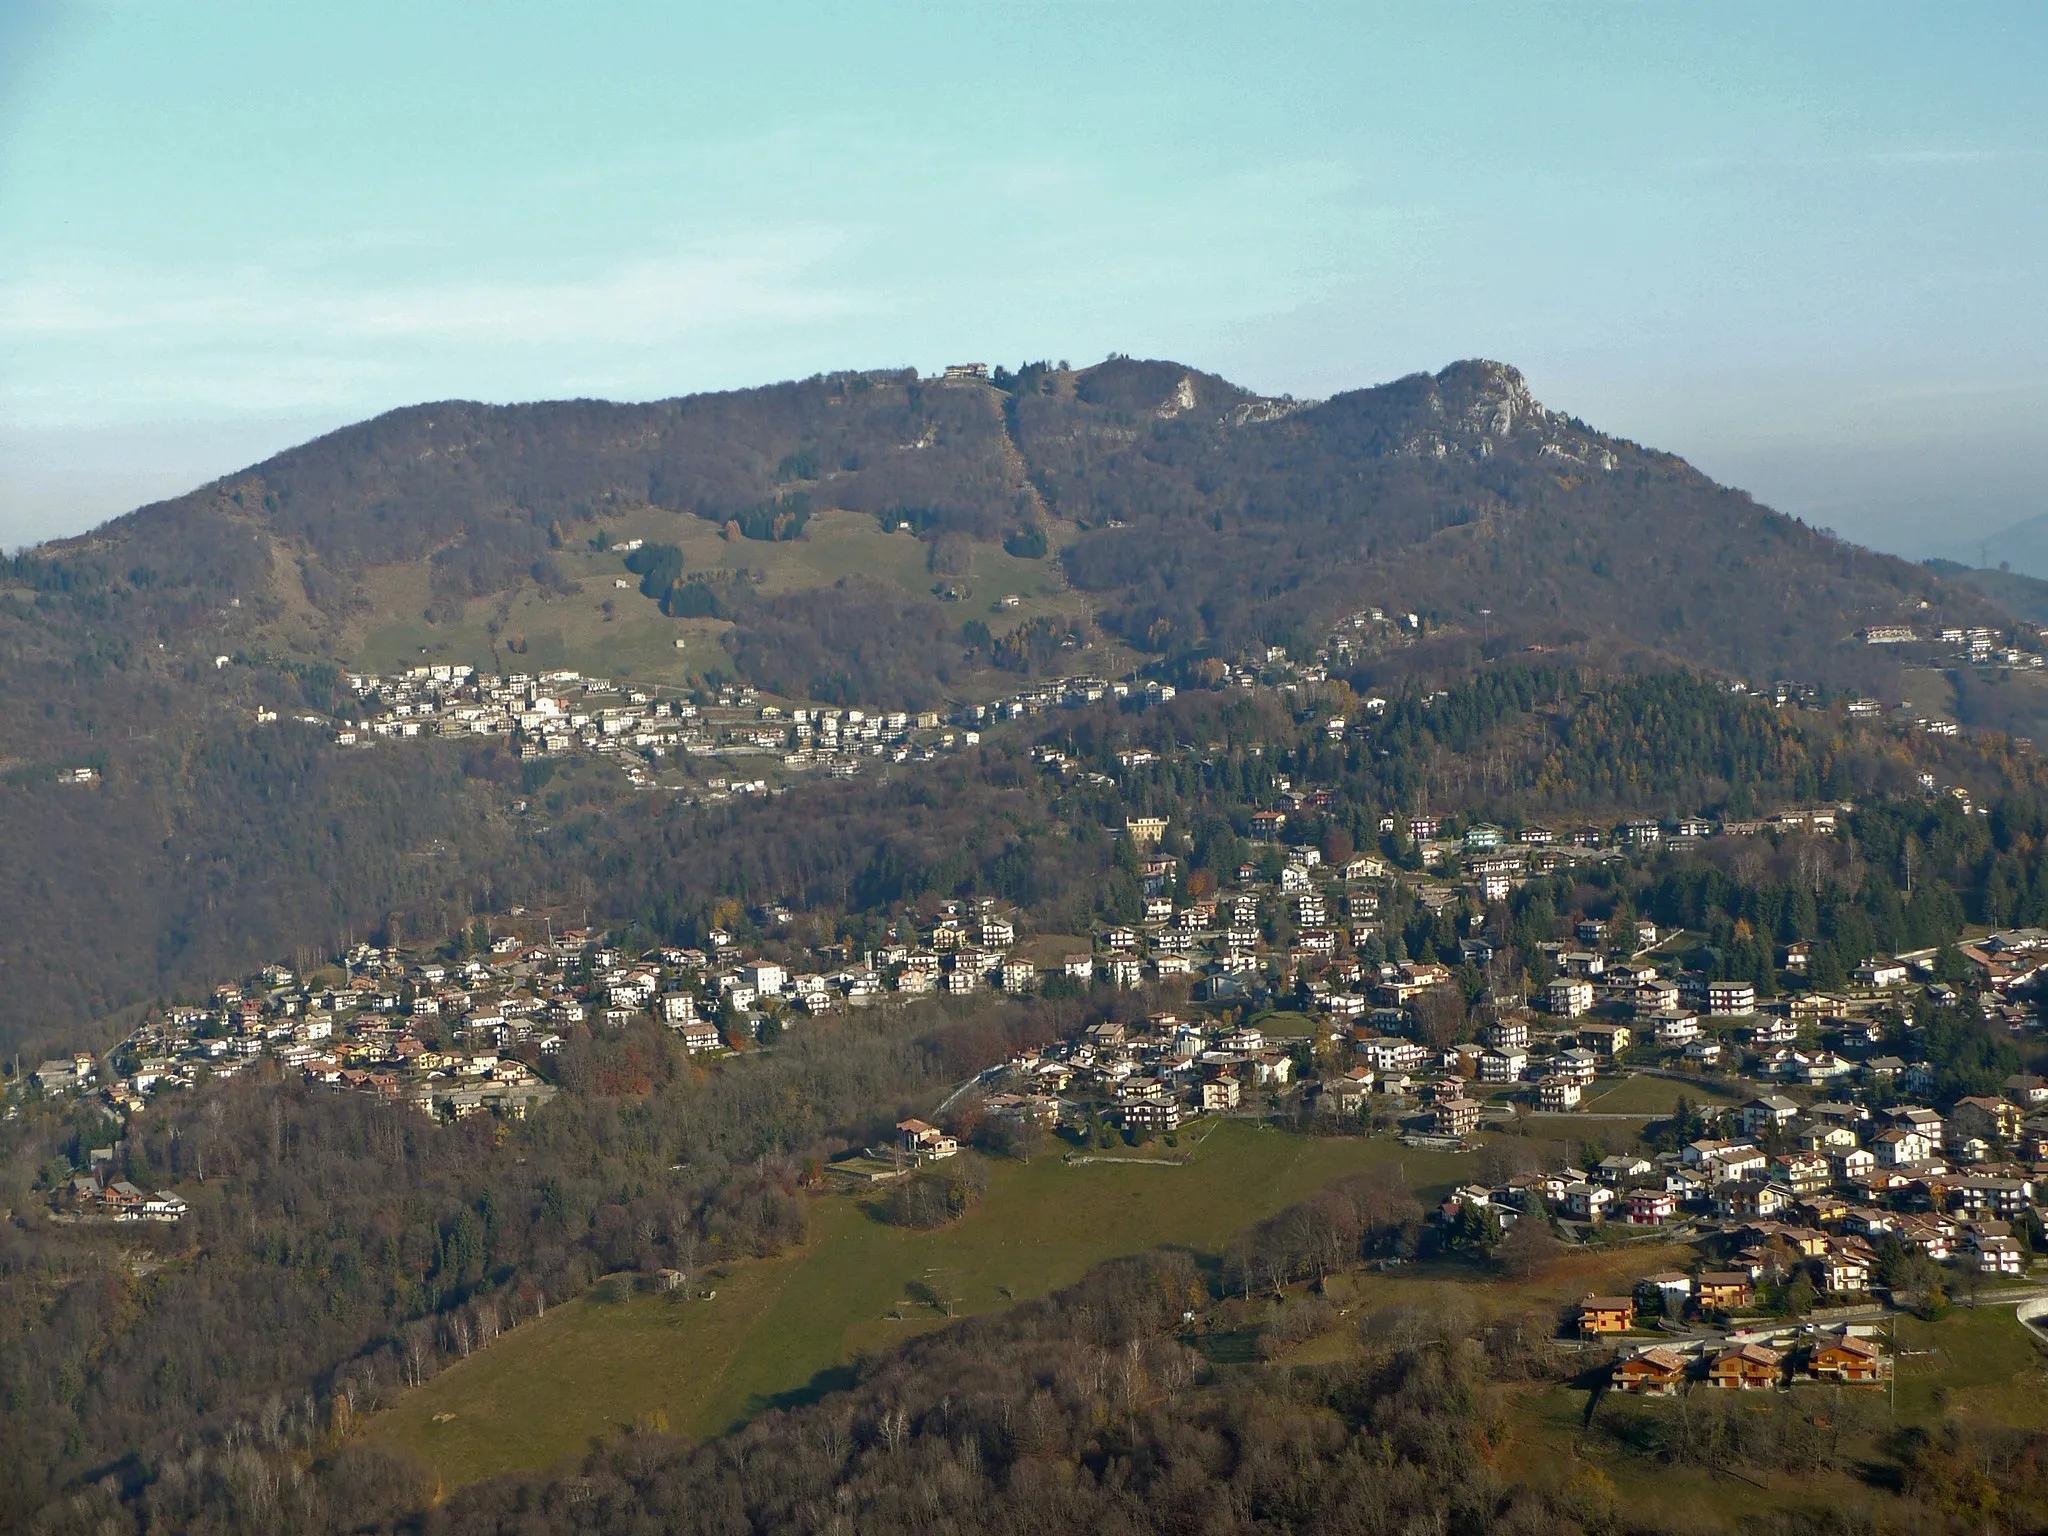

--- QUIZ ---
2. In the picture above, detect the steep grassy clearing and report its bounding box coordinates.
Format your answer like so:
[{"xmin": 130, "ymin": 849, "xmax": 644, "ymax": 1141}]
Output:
[{"xmin": 347, "ymin": 508, "xmax": 1104, "ymax": 697}]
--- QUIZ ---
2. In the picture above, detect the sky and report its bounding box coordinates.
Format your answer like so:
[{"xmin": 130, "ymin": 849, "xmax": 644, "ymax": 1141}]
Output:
[{"xmin": 2, "ymin": 2, "xmax": 2045, "ymax": 563}]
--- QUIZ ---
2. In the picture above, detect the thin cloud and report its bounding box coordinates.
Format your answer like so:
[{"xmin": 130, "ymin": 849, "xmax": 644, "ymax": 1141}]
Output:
[
  {"xmin": 1667, "ymin": 145, "xmax": 2024, "ymax": 174},
  {"xmin": 1864, "ymin": 147, "xmax": 2003, "ymax": 166},
  {"xmin": 0, "ymin": 224, "xmax": 865, "ymax": 349}
]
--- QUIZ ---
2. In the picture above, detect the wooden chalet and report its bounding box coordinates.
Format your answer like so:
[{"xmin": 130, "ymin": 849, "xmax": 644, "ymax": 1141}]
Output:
[
  {"xmin": 1707, "ymin": 1343, "xmax": 1782, "ymax": 1391},
  {"xmin": 1612, "ymin": 1346, "xmax": 1690, "ymax": 1396},
  {"xmin": 1808, "ymin": 1333, "xmax": 1890, "ymax": 1384}
]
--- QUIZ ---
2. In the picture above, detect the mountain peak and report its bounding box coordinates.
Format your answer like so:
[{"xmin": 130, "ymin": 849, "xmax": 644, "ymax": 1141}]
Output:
[
  {"xmin": 1427, "ymin": 358, "xmax": 1542, "ymax": 437},
  {"xmin": 1295, "ymin": 357, "xmax": 1584, "ymax": 466}
]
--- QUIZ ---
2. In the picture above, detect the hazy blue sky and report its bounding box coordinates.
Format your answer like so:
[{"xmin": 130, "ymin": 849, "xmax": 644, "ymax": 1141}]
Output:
[{"xmin": 2, "ymin": 2, "xmax": 2044, "ymax": 558}]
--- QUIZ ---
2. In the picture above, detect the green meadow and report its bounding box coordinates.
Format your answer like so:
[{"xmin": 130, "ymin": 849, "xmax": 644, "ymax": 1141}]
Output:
[
  {"xmin": 346, "ymin": 507, "xmax": 1103, "ymax": 693},
  {"xmin": 368, "ymin": 1121, "xmax": 1473, "ymax": 1490},
  {"xmin": 1574, "ymin": 1072, "xmax": 1747, "ymax": 1117}
]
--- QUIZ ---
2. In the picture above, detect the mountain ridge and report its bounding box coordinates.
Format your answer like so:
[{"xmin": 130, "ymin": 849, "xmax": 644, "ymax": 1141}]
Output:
[{"xmin": 41, "ymin": 356, "xmax": 2006, "ymax": 693}]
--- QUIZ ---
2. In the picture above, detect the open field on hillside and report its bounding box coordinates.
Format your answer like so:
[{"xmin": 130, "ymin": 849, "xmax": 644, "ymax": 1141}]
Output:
[
  {"xmin": 1250, "ymin": 1008, "xmax": 1323, "ymax": 1039},
  {"xmin": 345, "ymin": 508, "xmax": 1119, "ymax": 697},
  {"xmin": 1892, "ymin": 1302, "xmax": 2048, "ymax": 1426},
  {"xmin": 1306, "ymin": 1241, "xmax": 1701, "ymax": 1324},
  {"xmin": 1494, "ymin": 1379, "xmax": 1880, "ymax": 1529},
  {"xmin": 1576, "ymin": 1073, "xmax": 1747, "ymax": 1116},
  {"xmin": 368, "ymin": 1121, "xmax": 1475, "ymax": 1489},
  {"xmin": 349, "ymin": 553, "xmax": 713, "ymax": 686},
  {"xmin": 361, "ymin": 1093, "xmax": 2048, "ymax": 1505}
]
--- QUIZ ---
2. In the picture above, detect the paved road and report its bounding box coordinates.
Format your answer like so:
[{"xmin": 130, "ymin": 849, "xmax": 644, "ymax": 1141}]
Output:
[{"xmin": 933, "ymin": 1068, "xmax": 999, "ymax": 1118}]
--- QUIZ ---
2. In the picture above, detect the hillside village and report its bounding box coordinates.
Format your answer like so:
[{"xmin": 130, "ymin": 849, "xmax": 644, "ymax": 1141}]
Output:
[
  {"xmin": 318, "ymin": 661, "xmax": 1000, "ymax": 795},
  {"xmin": 21, "ymin": 600, "xmax": 2048, "ymax": 1371},
  {"xmin": 24, "ymin": 760, "xmax": 2048, "ymax": 1345},
  {"xmin": 277, "ymin": 535, "xmax": 1194, "ymax": 794},
  {"xmin": 202, "ymin": 585, "xmax": 2048, "ymax": 806}
]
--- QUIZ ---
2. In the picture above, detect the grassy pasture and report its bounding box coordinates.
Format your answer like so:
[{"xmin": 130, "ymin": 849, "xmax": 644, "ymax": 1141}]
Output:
[
  {"xmin": 345, "ymin": 508, "xmax": 1106, "ymax": 697},
  {"xmin": 368, "ymin": 1119, "xmax": 2048, "ymax": 1512},
  {"xmin": 1575, "ymin": 1073, "xmax": 1745, "ymax": 1117},
  {"xmin": 368, "ymin": 1121, "xmax": 1474, "ymax": 1489},
  {"xmin": 1891, "ymin": 1303, "xmax": 2048, "ymax": 1428}
]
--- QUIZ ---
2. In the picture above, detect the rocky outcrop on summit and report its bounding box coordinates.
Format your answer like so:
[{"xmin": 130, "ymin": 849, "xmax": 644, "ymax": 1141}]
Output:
[
  {"xmin": 1409, "ymin": 357, "xmax": 1545, "ymax": 440},
  {"xmin": 1046, "ymin": 358, "xmax": 1987, "ymax": 691},
  {"xmin": 1299, "ymin": 360, "xmax": 1613, "ymax": 469}
]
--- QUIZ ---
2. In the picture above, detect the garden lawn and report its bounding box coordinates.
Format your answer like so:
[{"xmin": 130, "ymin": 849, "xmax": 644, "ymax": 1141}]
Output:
[{"xmin": 1251, "ymin": 1010, "xmax": 1323, "ymax": 1039}]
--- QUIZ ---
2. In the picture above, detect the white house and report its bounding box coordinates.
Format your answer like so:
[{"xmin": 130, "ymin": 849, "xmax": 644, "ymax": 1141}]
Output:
[{"xmin": 1549, "ymin": 979, "xmax": 1594, "ymax": 1018}]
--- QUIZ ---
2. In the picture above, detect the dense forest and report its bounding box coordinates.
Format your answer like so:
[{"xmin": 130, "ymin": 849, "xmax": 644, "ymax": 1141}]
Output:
[
  {"xmin": 0, "ymin": 724, "xmax": 507, "ymax": 1056},
  {"xmin": 1045, "ymin": 666, "xmax": 2035, "ymax": 872}
]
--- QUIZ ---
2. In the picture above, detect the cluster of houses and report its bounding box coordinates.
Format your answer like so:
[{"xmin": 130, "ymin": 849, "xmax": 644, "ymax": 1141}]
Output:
[
  {"xmin": 23, "ymin": 949, "xmax": 565, "ymax": 1133},
  {"xmin": 57, "ymin": 1150, "xmax": 188, "ymax": 1224},
  {"xmin": 1604, "ymin": 1324, "xmax": 1892, "ymax": 1396},
  {"xmin": 26, "ymin": 859, "xmax": 1388, "ymax": 1145},
  {"xmin": 1443, "ymin": 1070, "xmax": 2044, "ymax": 1260},
  {"xmin": 321, "ymin": 648, "xmax": 1192, "ymax": 800},
  {"xmin": 974, "ymin": 1014, "xmax": 1299, "ymax": 1136},
  {"xmin": 811, "ymin": 780, "xmax": 2048, "ymax": 1165},
  {"xmin": 25, "ymin": 605, "xmax": 2048, "ymax": 1242},
  {"xmin": 1478, "ymin": 940, "xmax": 2044, "ymax": 1117},
  {"xmin": 295, "ymin": 600, "xmax": 1464, "ymax": 804},
  {"xmin": 323, "ymin": 664, "xmax": 984, "ymax": 793},
  {"xmin": 1861, "ymin": 622, "xmax": 2040, "ymax": 672}
]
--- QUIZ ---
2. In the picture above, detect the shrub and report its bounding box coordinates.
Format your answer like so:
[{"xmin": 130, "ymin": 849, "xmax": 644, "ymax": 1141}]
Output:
[{"xmin": 878, "ymin": 1156, "xmax": 989, "ymax": 1229}]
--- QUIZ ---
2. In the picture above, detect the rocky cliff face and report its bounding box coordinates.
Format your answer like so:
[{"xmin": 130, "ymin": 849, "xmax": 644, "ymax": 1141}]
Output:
[{"xmin": 1350, "ymin": 360, "xmax": 1615, "ymax": 470}]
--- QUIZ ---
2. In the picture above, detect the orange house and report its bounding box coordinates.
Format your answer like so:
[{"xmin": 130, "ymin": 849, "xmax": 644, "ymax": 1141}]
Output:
[
  {"xmin": 1708, "ymin": 1343, "xmax": 1782, "ymax": 1390},
  {"xmin": 1809, "ymin": 1334, "xmax": 1889, "ymax": 1384},
  {"xmin": 1579, "ymin": 1295, "xmax": 1635, "ymax": 1335},
  {"xmin": 1696, "ymin": 1271, "xmax": 1754, "ymax": 1311},
  {"xmin": 1613, "ymin": 1347, "xmax": 1690, "ymax": 1395}
]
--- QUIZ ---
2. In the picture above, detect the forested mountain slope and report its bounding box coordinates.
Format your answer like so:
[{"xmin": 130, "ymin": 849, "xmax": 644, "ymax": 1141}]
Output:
[
  {"xmin": 42, "ymin": 357, "xmax": 2017, "ymax": 692},
  {"xmin": 0, "ymin": 357, "xmax": 2035, "ymax": 1058}
]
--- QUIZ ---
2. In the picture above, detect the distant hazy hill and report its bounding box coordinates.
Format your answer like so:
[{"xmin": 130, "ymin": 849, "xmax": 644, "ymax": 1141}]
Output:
[
  {"xmin": 1945, "ymin": 511, "xmax": 2048, "ymax": 583},
  {"xmin": 1925, "ymin": 557, "xmax": 2048, "ymax": 624}
]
